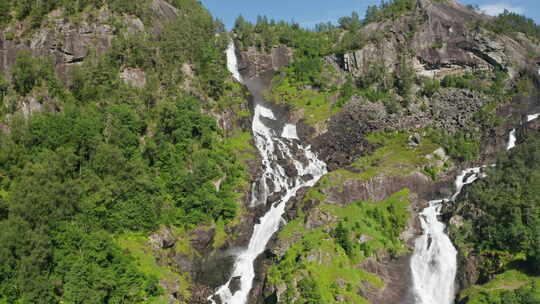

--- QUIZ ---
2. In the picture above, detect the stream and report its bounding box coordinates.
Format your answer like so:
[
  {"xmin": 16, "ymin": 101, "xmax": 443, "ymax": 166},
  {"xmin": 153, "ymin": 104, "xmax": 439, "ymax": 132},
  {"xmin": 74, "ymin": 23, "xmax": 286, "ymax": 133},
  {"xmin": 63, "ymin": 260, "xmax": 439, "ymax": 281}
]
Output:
[{"xmin": 209, "ymin": 42, "xmax": 327, "ymax": 304}]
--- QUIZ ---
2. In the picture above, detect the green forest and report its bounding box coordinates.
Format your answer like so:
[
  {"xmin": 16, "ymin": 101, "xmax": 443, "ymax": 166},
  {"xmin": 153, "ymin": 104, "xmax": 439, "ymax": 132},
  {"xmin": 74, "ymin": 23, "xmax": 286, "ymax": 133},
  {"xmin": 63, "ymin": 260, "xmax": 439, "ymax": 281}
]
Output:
[
  {"xmin": 0, "ymin": 0, "xmax": 250, "ymax": 303},
  {"xmin": 452, "ymin": 130, "xmax": 540, "ymax": 304}
]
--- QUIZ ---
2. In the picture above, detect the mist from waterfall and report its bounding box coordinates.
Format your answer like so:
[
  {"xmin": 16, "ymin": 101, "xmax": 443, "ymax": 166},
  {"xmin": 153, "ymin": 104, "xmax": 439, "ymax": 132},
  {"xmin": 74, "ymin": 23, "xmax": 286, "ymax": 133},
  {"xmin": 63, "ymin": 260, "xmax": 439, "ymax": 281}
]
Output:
[{"xmin": 209, "ymin": 41, "xmax": 327, "ymax": 304}]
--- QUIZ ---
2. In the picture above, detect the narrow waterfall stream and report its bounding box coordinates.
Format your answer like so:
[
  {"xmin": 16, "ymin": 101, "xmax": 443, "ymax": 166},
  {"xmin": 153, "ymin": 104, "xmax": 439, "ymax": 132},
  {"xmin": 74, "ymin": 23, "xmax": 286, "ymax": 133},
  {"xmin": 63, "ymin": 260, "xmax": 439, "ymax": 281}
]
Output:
[
  {"xmin": 410, "ymin": 113, "xmax": 540, "ymax": 304},
  {"xmin": 210, "ymin": 42, "xmax": 327, "ymax": 304},
  {"xmin": 507, "ymin": 129, "xmax": 517, "ymax": 150}
]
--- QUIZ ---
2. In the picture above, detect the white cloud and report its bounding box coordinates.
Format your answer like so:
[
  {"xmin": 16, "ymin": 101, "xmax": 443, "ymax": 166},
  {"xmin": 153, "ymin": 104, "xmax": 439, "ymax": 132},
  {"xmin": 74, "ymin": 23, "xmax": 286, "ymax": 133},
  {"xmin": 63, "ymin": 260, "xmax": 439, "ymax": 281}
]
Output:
[{"xmin": 479, "ymin": 3, "xmax": 525, "ymax": 16}]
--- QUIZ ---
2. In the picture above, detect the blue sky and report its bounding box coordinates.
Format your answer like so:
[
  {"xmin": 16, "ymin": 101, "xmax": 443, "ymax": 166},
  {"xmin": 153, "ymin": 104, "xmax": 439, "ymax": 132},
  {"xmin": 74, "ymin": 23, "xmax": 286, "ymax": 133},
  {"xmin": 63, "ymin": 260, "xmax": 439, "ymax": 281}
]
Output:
[{"xmin": 199, "ymin": 0, "xmax": 540, "ymax": 30}]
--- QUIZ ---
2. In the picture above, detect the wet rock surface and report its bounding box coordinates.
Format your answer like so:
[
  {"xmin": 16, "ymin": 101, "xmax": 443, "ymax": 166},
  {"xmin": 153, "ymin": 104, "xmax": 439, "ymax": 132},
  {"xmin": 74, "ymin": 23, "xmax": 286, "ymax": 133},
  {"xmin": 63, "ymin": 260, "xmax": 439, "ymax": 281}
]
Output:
[{"xmin": 229, "ymin": 276, "xmax": 242, "ymax": 295}]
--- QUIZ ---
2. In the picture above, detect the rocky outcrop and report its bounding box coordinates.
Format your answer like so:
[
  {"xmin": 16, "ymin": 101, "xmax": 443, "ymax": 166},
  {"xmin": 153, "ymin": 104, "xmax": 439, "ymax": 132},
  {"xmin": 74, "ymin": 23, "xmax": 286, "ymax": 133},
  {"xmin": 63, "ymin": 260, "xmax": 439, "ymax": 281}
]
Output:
[
  {"xmin": 238, "ymin": 46, "xmax": 293, "ymax": 79},
  {"xmin": 313, "ymin": 99, "xmax": 384, "ymax": 169},
  {"xmin": 120, "ymin": 68, "xmax": 147, "ymax": 88},
  {"xmin": 0, "ymin": 0, "xmax": 180, "ymax": 82},
  {"xmin": 313, "ymin": 87, "xmax": 486, "ymax": 169},
  {"xmin": 1, "ymin": 8, "xmax": 118, "ymax": 81},
  {"xmin": 151, "ymin": 0, "xmax": 180, "ymax": 34},
  {"xmin": 360, "ymin": 254, "xmax": 414, "ymax": 304},
  {"xmin": 335, "ymin": 0, "xmax": 540, "ymax": 79},
  {"xmin": 429, "ymin": 88, "xmax": 487, "ymax": 132},
  {"xmin": 324, "ymin": 171, "xmax": 431, "ymax": 207}
]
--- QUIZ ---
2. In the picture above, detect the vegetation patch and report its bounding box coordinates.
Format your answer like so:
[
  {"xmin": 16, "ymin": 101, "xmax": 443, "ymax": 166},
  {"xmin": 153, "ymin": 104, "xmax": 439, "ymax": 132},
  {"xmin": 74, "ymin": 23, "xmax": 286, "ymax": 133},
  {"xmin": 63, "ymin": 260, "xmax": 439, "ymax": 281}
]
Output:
[
  {"xmin": 451, "ymin": 131, "xmax": 540, "ymax": 304},
  {"xmin": 269, "ymin": 190, "xmax": 411, "ymax": 304},
  {"xmin": 269, "ymin": 77, "xmax": 338, "ymax": 127},
  {"xmin": 327, "ymin": 131, "xmax": 439, "ymax": 184},
  {"xmin": 117, "ymin": 233, "xmax": 192, "ymax": 303},
  {"xmin": 0, "ymin": 1, "xmax": 252, "ymax": 302},
  {"xmin": 460, "ymin": 269, "xmax": 540, "ymax": 304}
]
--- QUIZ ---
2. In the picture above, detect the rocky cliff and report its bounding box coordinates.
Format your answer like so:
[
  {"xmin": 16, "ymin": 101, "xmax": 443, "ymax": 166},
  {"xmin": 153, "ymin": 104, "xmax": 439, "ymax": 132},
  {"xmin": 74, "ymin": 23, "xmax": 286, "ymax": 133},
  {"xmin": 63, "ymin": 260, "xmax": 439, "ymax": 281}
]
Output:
[
  {"xmin": 0, "ymin": 0, "xmax": 180, "ymax": 82},
  {"xmin": 338, "ymin": 0, "xmax": 538, "ymax": 79}
]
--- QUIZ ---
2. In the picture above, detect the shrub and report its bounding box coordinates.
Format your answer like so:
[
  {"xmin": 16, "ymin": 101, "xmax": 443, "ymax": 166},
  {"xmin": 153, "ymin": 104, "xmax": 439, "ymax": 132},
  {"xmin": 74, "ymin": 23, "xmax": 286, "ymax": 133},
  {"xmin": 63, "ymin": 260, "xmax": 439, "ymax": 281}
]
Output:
[
  {"xmin": 487, "ymin": 10, "xmax": 540, "ymax": 40},
  {"xmin": 420, "ymin": 78, "xmax": 441, "ymax": 97},
  {"xmin": 11, "ymin": 51, "xmax": 40, "ymax": 96}
]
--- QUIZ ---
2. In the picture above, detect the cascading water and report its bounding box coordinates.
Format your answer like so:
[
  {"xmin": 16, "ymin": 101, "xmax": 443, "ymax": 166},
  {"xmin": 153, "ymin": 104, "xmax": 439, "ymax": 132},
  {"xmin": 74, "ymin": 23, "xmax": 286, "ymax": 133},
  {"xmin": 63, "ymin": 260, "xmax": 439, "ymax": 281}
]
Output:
[
  {"xmin": 410, "ymin": 167, "xmax": 483, "ymax": 304},
  {"xmin": 411, "ymin": 113, "xmax": 540, "ymax": 303},
  {"xmin": 507, "ymin": 129, "xmax": 517, "ymax": 150},
  {"xmin": 528, "ymin": 113, "xmax": 540, "ymax": 122},
  {"xmin": 226, "ymin": 41, "xmax": 242, "ymax": 82},
  {"xmin": 507, "ymin": 112, "xmax": 540, "ymax": 151},
  {"xmin": 210, "ymin": 42, "xmax": 327, "ymax": 304}
]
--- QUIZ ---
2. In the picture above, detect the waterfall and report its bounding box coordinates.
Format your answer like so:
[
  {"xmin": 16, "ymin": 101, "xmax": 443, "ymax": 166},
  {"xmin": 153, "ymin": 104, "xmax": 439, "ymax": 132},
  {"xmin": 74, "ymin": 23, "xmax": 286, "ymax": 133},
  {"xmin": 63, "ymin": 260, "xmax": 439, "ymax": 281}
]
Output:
[
  {"xmin": 226, "ymin": 41, "xmax": 242, "ymax": 82},
  {"xmin": 410, "ymin": 113, "xmax": 540, "ymax": 303},
  {"xmin": 527, "ymin": 113, "xmax": 540, "ymax": 122},
  {"xmin": 410, "ymin": 167, "xmax": 484, "ymax": 304},
  {"xmin": 507, "ymin": 112, "xmax": 540, "ymax": 150},
  {"xmin": 410, "ymin": 199, "xmax": 457, "ymax": 304},
  {"xmin": 209, "ymin": 42, "xmax": 327, "ymax": 304},
  {"xmin": 507, "ymin": 129, "xmax": 517, "ymax": 150}
]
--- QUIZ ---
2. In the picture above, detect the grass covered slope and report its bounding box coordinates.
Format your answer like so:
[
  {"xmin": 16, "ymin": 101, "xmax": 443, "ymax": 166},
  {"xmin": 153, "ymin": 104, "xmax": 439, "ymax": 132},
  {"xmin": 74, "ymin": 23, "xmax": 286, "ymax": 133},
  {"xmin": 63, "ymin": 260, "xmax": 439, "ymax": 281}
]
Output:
[
  {"xmin": 460, "ymin": 269, "xmax": 540, "ymax": 304},
  {"xmin": 268, "ymin": 190, "xmax": 410, "ymax": 304},
  {"xmin": 0, "ymin": 1, "xmax": 254, "ymax": 303}
]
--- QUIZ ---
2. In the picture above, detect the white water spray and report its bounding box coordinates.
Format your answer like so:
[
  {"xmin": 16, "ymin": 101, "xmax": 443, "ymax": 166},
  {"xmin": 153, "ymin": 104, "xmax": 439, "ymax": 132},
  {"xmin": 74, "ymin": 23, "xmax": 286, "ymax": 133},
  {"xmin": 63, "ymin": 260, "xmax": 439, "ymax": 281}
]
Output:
[
  {"xmin": 210, "ymin": 42, "xmax": 327, "ymax": 304},
  {"xmin": 527, "ymin": 113, "xmax": 540, "ymax": 122},
  {"xmin": 410, "ymin": 166, "xmax": 484, "ymax": 304},
  {"xmin": 410, "ymin": 113, "xmax": 539, "ymax": 303},
  {"xmin": 281, "ymin": 124, "xmax": 299, "ymax": 140},
  {"xmin": 226, "ymin": 41, "xmax": 242, "ymax": 82},
  {"xmin": 507, "ymin": 129, "xmax": 517, "ymax": 150}
]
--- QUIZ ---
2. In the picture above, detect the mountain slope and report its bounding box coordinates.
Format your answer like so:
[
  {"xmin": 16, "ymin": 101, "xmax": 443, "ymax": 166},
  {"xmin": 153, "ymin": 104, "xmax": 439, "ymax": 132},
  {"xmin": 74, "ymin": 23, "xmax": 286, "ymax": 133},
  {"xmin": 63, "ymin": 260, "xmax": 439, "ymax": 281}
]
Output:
[{"xmin": 0, "ymin": 1, "xmax": 257, "ymax": 303}]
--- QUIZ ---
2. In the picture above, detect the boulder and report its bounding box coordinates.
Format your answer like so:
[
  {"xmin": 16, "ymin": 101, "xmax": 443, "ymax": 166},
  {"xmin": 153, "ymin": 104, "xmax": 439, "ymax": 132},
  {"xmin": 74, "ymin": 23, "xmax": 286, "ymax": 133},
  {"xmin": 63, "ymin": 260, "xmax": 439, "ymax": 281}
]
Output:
[
  {"xmin": 148, "ymin": 226, "xmax": 176, "ymax": 249},
  {"xmin": 120, "ymin": 68, "xmax": 147, "ymax": 88},
  {"xmin": 228, "ymin": 276, "xmax": 242, "ymax": 295}
]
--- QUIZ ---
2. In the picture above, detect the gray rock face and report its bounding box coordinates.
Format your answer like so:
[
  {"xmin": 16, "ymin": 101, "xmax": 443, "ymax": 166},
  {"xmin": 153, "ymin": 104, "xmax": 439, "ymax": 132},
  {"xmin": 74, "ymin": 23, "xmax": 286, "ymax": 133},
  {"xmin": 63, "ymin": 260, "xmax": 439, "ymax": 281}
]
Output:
[
  {"xmin": 0, "ymin": 0, "xmax": 179, "ymax": 83},
  {"xmin": 151, "ymin": 0, "xmax": 179, "ymax": 34},
  {"xmin": 314, "ymin": 99, "xmax": 386, "ymax": 169},
  {"xmin": 120, "ymin": 68, "xmax": 147, "ymax": 88},
  {"xmin": 195, "ymin": 253, "xmax": 236, "ymax": 289},
  {"xmin": 1, "ymin": 8, "xmax": 117, "ymax": 81},
  {"xmin": 149, "ymin": 226, "xmax": 176, "ymax": 249},
  {"xmin": 334, "ymin": 0, "xmax": 539, "ymax": 79},
  {"xmin": 304, "ymin": 208, "xmax": 337, "ymax": 229},
  {"xmin": 328, "ymin": 172, "xmax": 431, "ymax": 207},
  {"xmin": 429, "ymin": 88, "xmax": 487, "ymax": 132},
  {"xmin": 409, "ymin": 133, "xmax": 421, "ymax": 147},
  {"xmin": 313, "ymin": 87, "xmax": 486, "ymax": 169},
  {"xmin": 238, "ymin": 46, "xmax": 293, "ymax": 79}
]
